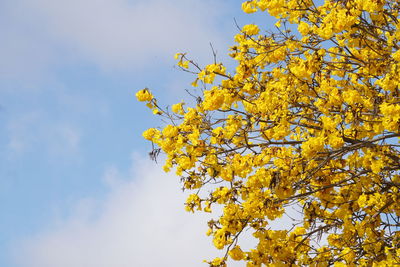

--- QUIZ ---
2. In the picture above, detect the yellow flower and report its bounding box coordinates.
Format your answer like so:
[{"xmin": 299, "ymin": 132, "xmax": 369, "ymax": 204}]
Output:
[
  {"xmin": 392, "ymin": 50, "xmax": 400, "ymax": 61},
  {"xmin": 242, "ymin": 1, "xmax": 257, "ymax": 13},
  {"xmin": 210, "ymin": 257, "xmax": 226, "ymax": 267},
  {"xmin": 162, "ymin": 125, "xmax": 178, "ymax": 138},
  {"xmin": 152, "ymin": 108, "xmax": 162, "ymax": 115},
  {"xmin": 298, "ymin": 21, "xmax": 310, "ymax": 35},
  {"xmin": 171, "ymin": 102, "xmax": 184, "ymax": 114},
  {"xmin": 142, "ymin": 128, "xmax": 159, "ymax": 141},
  {"xmin": 174, "ymin": 53, "xmax": 181, "ymax": 60},
  {"xmin": 135, "ymin": 88, "xmax": 153, "ymax": 102},
  {"xmin": 177, "ymin": 60, "xmax": 189, "ymax": 69},
  {"xmin": 242, "ymin": 24, "xmax": 260, "ymax": 35},
  {"xmin": 229, "ymin": 246, "xmax": 245, "ymax": 261}
]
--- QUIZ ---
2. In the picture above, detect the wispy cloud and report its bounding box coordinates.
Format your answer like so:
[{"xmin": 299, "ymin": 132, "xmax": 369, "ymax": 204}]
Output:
[
  {"xmin": 13, "ymin": 155, "xmax": 244, "ymax": 267},
  {"xmin": 1, "ymin": 0, "xmax": 233, "ymax": 82},
  {"xmin": 6, "ymin": 111, "xmax": 82, "ymax": 159}
]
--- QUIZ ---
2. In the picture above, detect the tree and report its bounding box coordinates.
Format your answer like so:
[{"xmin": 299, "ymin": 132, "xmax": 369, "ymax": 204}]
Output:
[{"xmin": 137, "ymin": 0, "xmax": 400, "ymax": 265}]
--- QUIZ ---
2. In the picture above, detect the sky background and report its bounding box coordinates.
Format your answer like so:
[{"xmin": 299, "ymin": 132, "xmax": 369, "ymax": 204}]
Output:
[{"xmin": 0, "ymin": 1, "xmax": 276, "ymax": 266}]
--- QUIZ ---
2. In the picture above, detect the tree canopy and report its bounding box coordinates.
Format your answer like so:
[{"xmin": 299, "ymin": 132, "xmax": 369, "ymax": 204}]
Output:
[{"xmin": 137, "ymin": 0, "xmax": 400, "ymax": 266}]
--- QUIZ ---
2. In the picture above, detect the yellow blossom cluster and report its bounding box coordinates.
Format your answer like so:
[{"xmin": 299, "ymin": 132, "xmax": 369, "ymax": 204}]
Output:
[{"xmin": 138, "ymin": 0, "xmax": 400, "ymax": 266}]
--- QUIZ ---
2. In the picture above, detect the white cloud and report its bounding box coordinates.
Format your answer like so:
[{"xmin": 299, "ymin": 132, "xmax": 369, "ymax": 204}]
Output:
[
  {"xmin": 6, "ymin": 111, "xmax": 82, "ymax": 159},
  {"xmin": 13, "ymin": 155, "xmax": 242, "ymax": 267},
  {"xmin": 6, "ymin": 112, "xmax": 37, "ymax": 155},
  {"xmin": 50, "ymin": 124, "xmax": 82, "ymax": 154},
  {"xmin": 1, "ymin": 0, "xmax": 233, "ymax": 81}
]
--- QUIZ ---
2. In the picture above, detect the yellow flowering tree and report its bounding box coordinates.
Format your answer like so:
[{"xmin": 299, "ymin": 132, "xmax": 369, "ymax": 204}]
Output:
[{"xmin": 137, "ymin": 0, "xmax": 400, "ymax": 265}]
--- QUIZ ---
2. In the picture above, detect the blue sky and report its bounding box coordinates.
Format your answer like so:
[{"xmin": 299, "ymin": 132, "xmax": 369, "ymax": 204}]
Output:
[{"xmin": 0, "ymin": 1, "xmax": 275, "ymax": 266}]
